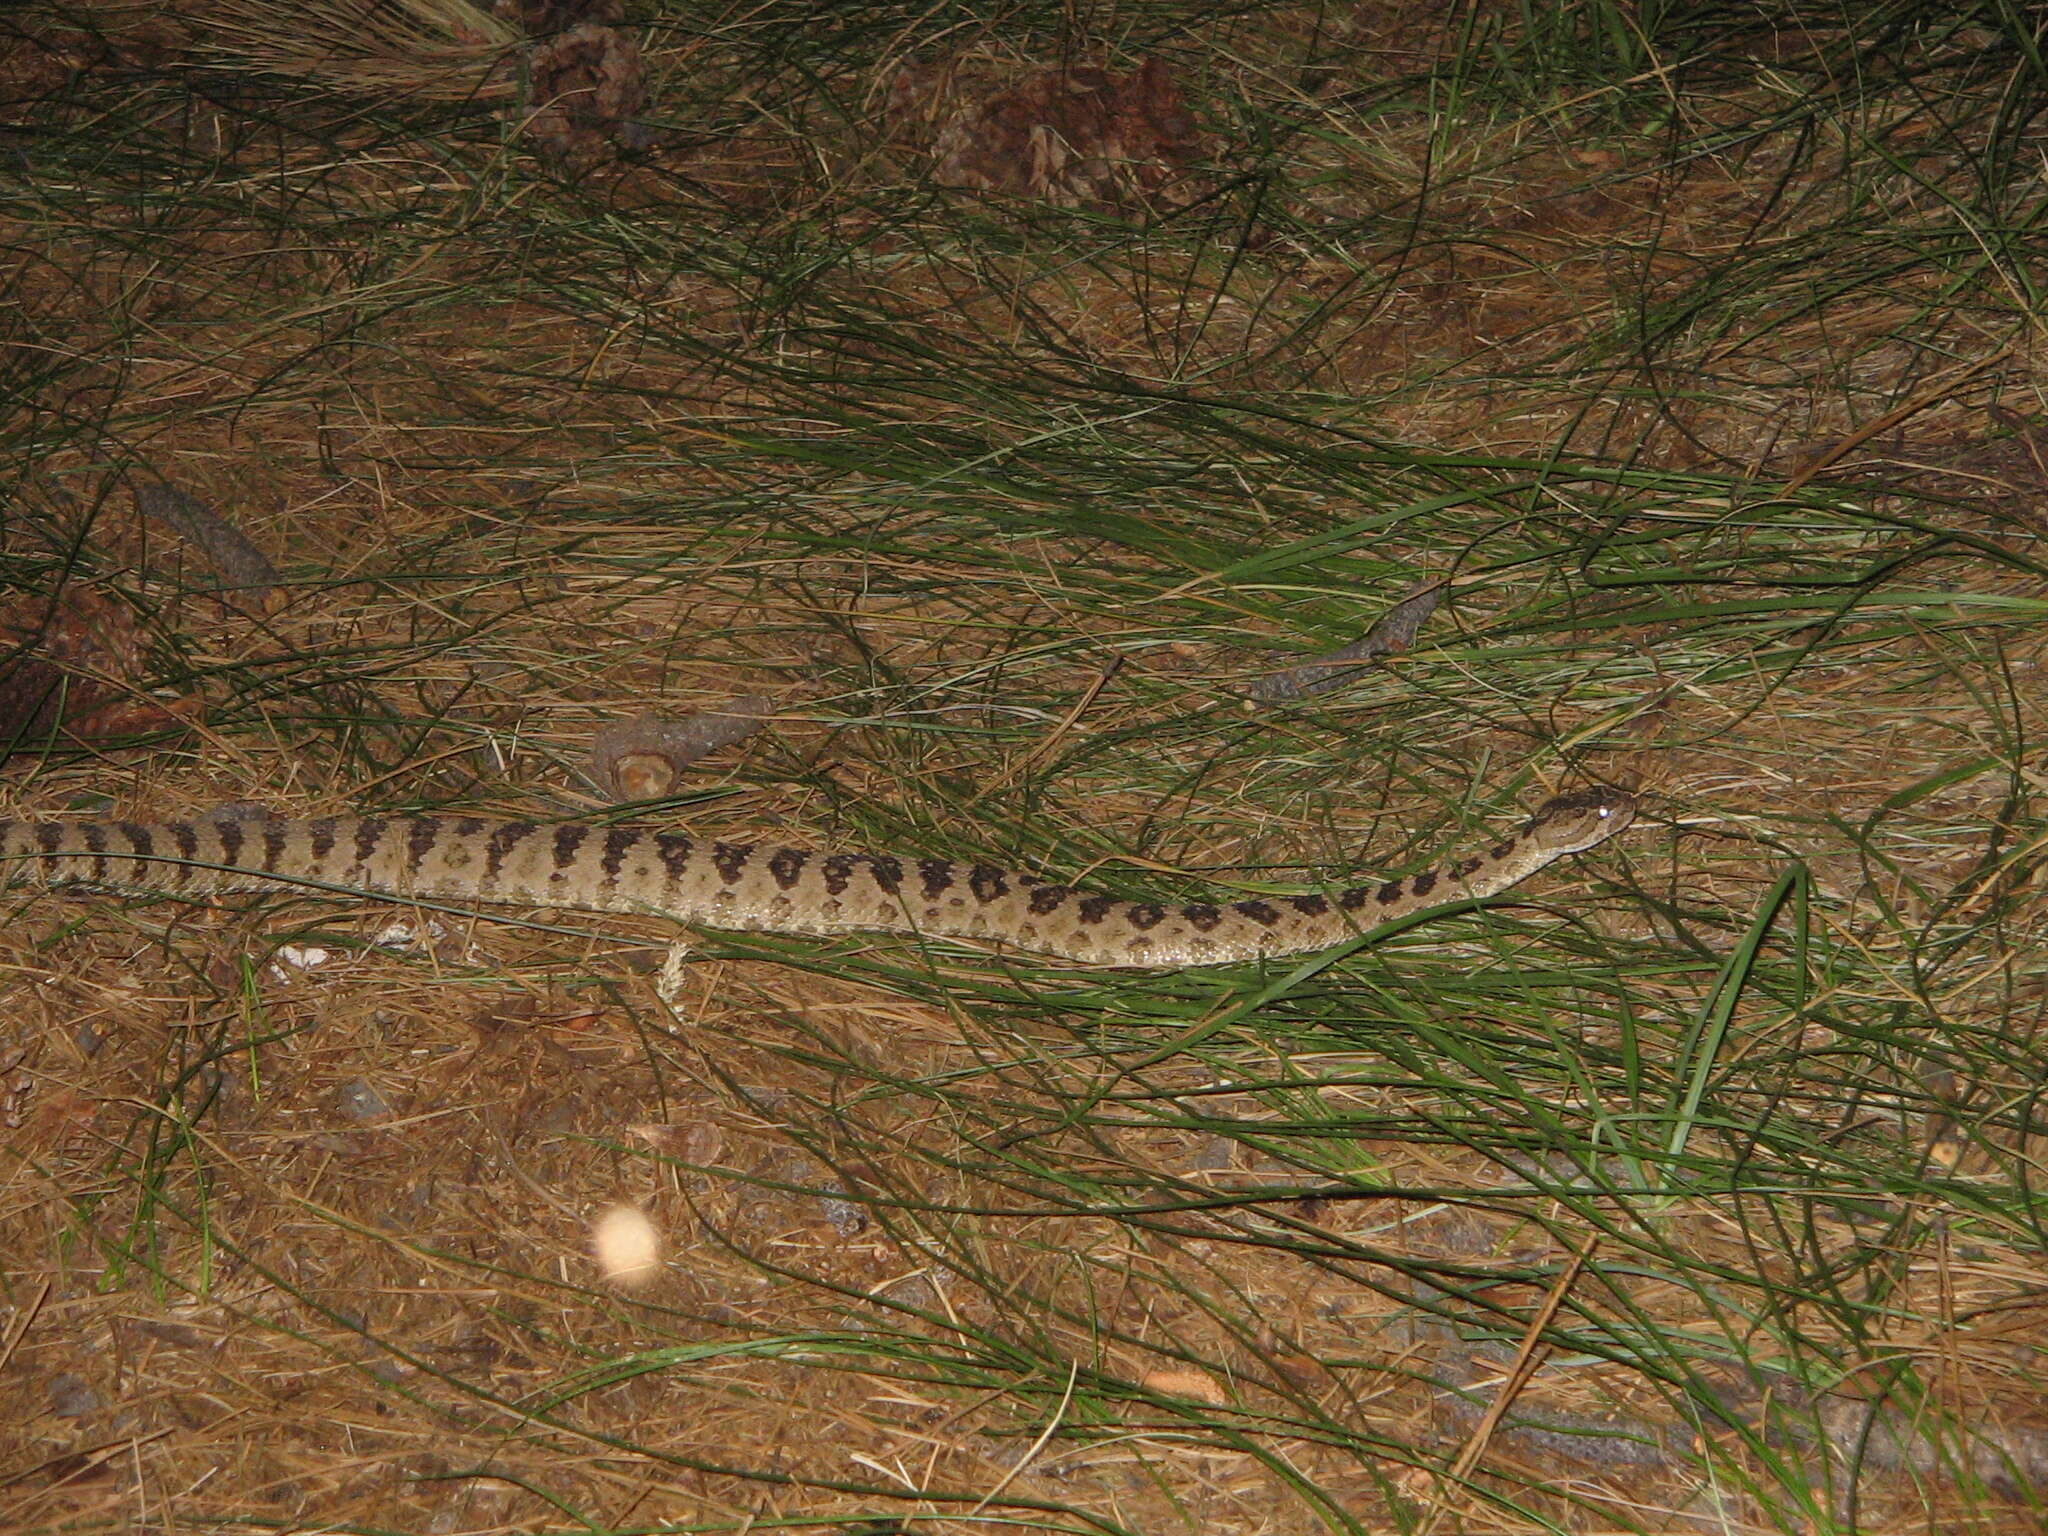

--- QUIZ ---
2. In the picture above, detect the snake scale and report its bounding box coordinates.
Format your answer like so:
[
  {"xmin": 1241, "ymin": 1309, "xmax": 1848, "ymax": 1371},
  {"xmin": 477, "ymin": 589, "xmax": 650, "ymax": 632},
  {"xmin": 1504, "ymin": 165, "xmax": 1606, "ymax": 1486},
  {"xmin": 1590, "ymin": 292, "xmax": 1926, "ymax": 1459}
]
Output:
[{"xmin": 0, "ymin": 788, "xmax": 1633, "ymax": 966}]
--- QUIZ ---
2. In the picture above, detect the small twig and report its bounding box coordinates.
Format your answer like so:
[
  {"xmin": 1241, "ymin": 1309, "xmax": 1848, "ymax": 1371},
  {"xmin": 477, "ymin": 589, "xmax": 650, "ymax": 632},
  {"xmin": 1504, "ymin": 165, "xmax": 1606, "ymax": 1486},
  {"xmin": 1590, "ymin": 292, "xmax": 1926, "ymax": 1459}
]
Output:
[
  {"xmin": 969, "ymin": 1360, "xmax": 1079, "ymax": 1516},
  {"xmin": 1782, "ymin": 350, "xmax": 2010, "ymax": 493},
  {"xmin": 1987, "ymin": 404, "xmax": 2048, "ymax": 491},
  {"xmin": 1421, "ymin": 1234, "xmax": 1597, "ymax": 1535},
  {"xmin": 0, "ymin": 1277, "xmax": 50, "ymax": 1374},
  {"xmin": 968, "ymin": 657, "xmax": 1124, "ymax": 806},
  {"xmin": 1243, "ymin": 579, "xmax": 1445, "ymax": 702}
]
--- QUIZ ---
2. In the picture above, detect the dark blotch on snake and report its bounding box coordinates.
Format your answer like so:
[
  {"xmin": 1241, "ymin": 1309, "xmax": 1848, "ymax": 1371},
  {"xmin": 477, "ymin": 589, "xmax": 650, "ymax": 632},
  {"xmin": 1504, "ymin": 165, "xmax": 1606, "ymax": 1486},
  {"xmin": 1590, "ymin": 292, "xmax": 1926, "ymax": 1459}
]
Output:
[
  {"xmin": 486, "ymin": 823, "xmax": 539, "ymax": 881},
  {"xmin": 601, "ymin": 827, "xmax": 639, "ymax": 885},
  {"xmin": 408, "ymin": 819, "xmax": 441, "ymax": 872},
  {"xmin": 551, "ymin": 824, "xmax": 589, "ymax": 871},
  {"xmin": 919, "ymin": 859, "xmax": 955, "ymax": 899},
  {"xmin": 768, "ymin": 847, "xmax": 808, "ymax": 890}
]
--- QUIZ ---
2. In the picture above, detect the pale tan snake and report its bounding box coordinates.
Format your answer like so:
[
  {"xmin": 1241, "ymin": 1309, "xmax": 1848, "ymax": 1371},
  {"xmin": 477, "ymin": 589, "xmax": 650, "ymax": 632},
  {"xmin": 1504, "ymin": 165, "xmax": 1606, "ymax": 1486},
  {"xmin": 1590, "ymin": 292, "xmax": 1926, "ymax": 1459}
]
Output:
[{"xmin": 0, "ymin": 788, "xmax": 1633, "ymax": 967}]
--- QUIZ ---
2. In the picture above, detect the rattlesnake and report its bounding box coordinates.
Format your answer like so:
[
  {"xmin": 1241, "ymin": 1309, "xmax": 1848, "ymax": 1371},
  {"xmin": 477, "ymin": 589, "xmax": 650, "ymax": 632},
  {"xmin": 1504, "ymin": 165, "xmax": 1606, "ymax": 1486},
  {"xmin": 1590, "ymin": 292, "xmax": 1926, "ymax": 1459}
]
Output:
[{"xmin": 0, "ymin": 788, "xmax": 1633, "ymax": 966}]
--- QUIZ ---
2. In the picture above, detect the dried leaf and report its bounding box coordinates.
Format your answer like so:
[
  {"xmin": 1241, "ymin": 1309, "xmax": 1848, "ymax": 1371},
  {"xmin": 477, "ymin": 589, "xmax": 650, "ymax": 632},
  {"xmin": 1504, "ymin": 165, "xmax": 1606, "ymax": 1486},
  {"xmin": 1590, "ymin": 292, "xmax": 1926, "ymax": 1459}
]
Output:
[
  {"xmin": 589, "ymin": 697, "xmax": 773, "ymax": 801},
  {"xmin": 627, "ymin": 1120, "xmax": 724, "ymax": 1163},
  {"xmin": 1141, "ymin": 1368, "xmax": 1229, "ymax": 1404},
  {"xmin": 0, "ymin": 586, "xmax": 193, "ymax": 748},
  {"xmin": 913, "ymin": 55, "xmax": 1206, "ymax": 209},
  {"xmin": 524, "ymin": 22, "xmax": 650, "ymax": 162},
  {"xmin": 133, "ymin": 482, "xmax": 281, "ymax": 609}
]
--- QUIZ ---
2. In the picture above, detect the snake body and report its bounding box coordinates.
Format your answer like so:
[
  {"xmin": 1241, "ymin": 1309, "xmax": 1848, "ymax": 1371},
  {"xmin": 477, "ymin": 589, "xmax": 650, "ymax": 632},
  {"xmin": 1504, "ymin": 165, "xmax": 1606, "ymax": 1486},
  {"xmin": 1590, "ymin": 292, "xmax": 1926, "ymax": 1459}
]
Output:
[{"xmin": 0, "ymin": 788, "xmax": 1633, "ymax": 966}]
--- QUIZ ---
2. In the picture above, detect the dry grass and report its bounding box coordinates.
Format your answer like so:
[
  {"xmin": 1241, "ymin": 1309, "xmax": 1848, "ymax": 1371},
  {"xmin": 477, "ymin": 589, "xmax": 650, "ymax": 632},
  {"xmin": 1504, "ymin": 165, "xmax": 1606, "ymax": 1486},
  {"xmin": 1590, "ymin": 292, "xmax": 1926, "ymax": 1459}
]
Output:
[{"xmin": 4, "ymin": 2, "xmax": 2048, "ymax": 1532}]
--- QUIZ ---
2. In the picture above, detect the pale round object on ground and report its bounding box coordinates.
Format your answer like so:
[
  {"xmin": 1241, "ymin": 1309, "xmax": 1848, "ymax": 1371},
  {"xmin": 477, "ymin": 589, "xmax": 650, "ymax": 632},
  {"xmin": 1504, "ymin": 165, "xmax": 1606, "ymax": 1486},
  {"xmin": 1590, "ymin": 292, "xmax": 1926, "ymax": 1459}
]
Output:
[{"xmin": 591, "ymin": 1203, "xmax": 662, "ymax": 1287}]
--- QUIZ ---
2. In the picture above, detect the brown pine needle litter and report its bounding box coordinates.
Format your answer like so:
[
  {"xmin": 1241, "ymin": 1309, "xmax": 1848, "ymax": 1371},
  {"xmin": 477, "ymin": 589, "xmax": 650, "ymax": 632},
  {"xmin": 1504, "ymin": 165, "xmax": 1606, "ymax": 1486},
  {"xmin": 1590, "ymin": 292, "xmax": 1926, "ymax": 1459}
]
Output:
[
  {"xmin": 4, "ymin": 4, "xmax": 2048, "ymax": 1534},
  {"xmin": 188, "ymin": 0, "xmax": 524, "ymax": 98}
]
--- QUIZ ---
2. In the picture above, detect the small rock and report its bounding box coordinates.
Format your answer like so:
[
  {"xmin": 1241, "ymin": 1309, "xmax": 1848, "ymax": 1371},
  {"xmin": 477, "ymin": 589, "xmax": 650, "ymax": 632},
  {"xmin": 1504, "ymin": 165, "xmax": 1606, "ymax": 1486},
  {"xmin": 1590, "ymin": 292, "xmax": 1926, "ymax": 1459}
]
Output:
[
  {"xmin": 48, "ymin": 1373, "xmax": 100, "ymax": 1417},
  {"xmin": 819, "ymin": 1191, "xmax": 867, "ymax": 1236},
  {"xmin": 271, "ymin": 944, "xmax": 333, "ymax": 974},
  {"xmin": 335, "ymin": 1079, "xmax": 394, "ymax": 1121}
]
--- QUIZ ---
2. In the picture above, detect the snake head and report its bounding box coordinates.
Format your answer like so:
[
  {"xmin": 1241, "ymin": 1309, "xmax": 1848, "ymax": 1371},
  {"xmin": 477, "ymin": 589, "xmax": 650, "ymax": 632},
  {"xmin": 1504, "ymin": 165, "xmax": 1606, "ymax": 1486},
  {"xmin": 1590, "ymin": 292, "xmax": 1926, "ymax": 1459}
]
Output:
[{"xmin": 1526, "ymin": 786, "xmax": 1636, "ymax": 852}]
